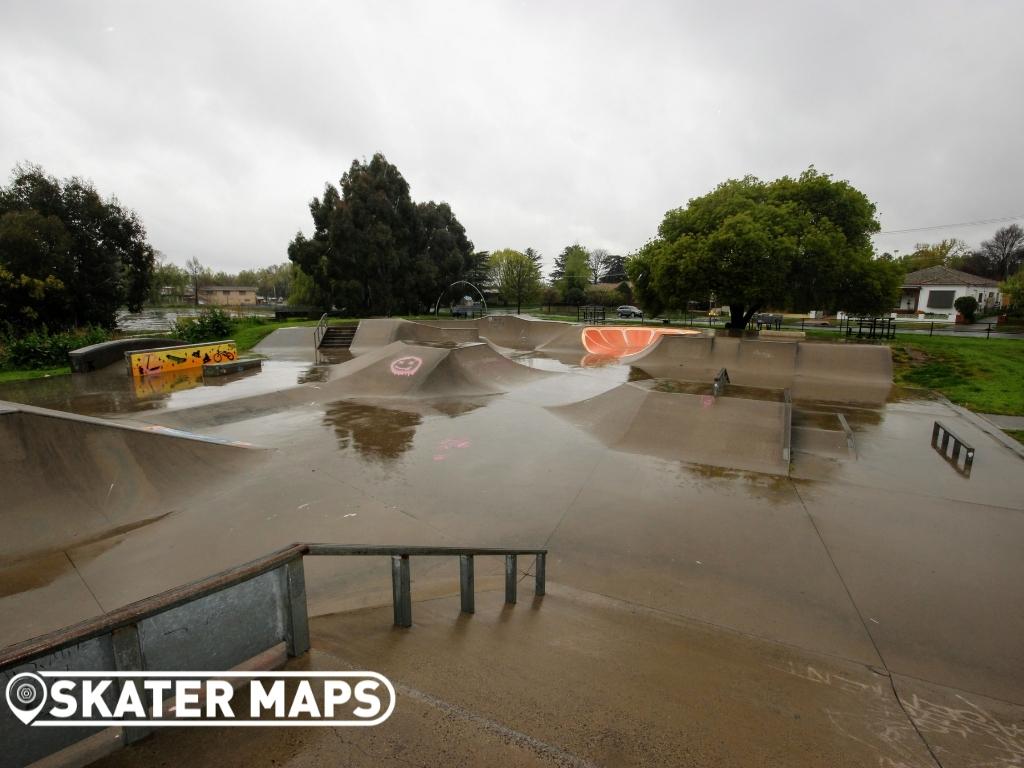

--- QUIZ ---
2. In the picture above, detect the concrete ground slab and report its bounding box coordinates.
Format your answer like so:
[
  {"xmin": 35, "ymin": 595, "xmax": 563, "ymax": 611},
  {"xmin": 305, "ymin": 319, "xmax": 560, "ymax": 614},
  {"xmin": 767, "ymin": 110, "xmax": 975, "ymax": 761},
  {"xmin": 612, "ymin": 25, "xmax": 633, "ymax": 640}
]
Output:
[
  {"xmin": 94, "ymin": 588, "xmax": 947, "ymax": 767},
  {"xmin": 799, "ymin": 481, "xmax": 1024, "ymax": 703}
]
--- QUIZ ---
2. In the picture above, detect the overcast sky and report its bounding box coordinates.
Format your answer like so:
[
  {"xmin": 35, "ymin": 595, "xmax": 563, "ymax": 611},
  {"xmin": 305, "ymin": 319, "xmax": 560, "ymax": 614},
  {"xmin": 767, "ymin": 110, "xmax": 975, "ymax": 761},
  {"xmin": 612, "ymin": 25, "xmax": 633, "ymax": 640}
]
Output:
[{"xmin": 1, "ymin": 0, "xmax": 1022, "ymax": 275}]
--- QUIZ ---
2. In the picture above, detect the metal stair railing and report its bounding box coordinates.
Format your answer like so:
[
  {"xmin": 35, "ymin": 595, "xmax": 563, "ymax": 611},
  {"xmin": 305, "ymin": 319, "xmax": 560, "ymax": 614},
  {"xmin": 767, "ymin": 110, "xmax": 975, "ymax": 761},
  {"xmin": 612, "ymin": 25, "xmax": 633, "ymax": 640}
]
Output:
[{"xmin": 312, "ymin": 312, "xmax": 330, "ymax": 350}]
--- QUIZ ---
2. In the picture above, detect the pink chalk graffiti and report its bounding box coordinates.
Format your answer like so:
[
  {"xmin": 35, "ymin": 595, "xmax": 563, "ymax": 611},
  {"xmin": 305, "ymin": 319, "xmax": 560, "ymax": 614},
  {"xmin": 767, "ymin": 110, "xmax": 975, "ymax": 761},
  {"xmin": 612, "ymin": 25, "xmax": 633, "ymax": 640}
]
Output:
[
  {"xmin": 390, "ymin": 356, "xmax": 423, "ymax": 377},
  {"xmin": 701, "ymin": 395, "xmax": 715, "ymax": 408},
  {"xmin": 432, "ymin": 437, "xmax": 471, "ymax": 463}
]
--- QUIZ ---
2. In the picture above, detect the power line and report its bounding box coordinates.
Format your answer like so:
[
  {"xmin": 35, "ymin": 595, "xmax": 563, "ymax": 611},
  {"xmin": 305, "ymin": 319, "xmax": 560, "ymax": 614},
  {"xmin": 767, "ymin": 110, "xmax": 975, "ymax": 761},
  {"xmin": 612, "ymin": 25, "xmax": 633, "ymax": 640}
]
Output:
[{"xmin": 875, "ymin": 214, "xmax": 1024, "ymax": 236}]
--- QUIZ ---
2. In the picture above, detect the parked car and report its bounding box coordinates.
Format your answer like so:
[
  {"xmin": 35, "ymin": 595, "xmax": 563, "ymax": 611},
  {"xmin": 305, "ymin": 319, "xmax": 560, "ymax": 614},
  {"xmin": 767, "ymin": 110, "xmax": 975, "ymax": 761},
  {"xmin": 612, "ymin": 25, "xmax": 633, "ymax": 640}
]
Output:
[{"xmin": 617, "ymin": 305, "xmax": 643, "ymax": 318}]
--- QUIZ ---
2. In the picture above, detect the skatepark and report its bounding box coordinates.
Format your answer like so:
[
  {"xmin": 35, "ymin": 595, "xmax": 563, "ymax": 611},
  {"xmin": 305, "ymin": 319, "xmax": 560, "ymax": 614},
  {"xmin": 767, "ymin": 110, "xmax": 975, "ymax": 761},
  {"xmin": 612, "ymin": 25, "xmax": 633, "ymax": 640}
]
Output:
[{"xmin": 1, "ymin": 315, "xmax": 1022, "ymax": 767}]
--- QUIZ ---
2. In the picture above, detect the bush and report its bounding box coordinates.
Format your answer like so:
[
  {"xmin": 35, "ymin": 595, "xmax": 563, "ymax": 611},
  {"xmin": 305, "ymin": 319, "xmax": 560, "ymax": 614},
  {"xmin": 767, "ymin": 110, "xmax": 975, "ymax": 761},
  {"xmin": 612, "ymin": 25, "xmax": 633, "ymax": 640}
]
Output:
[
  {"xmin": 173, "ymin": 308, "xmax": 233, "ymax": 343},
  {"xmin": 0, "ymin": 326, "xmax": 110, "ymax": 369},
  {"xmin": 582, "ymin": 286, "xmax": 622, "ymax": 307},
  {"xmin": 954, "ymin": 295, "xmax": 978, "ymax": 323}
]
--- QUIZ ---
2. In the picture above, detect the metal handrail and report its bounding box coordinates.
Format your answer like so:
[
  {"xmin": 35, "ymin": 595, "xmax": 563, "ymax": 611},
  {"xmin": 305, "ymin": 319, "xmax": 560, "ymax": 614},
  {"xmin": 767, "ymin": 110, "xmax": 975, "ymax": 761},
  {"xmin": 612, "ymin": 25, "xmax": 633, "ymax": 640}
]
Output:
[
  {"xmin": 312, "ymin": 312, "xmax": 330, "ymax": 350},
  {"xmin": 0, "ymin": 542, "xmax": 548, "ymax": 668}
]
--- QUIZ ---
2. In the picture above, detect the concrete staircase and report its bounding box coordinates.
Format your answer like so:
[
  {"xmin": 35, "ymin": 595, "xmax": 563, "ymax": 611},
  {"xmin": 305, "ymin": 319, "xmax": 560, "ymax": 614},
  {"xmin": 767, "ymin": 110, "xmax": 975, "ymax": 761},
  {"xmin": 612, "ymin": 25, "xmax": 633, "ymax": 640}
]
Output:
[{"xmin": 318, "ymin": 324, "xmax": 357, "ymax": 350}]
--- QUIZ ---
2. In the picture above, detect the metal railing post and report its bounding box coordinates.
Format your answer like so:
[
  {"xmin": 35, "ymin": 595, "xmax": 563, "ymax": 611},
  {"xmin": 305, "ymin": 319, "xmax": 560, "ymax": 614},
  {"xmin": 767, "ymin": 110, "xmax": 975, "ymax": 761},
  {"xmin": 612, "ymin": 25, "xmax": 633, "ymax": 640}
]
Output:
[
  {"xmin": 284, "ymin": 558, "xmax": 310, "ymax": 656},
  {"xmin": 505, "ymin": 554, "xmax": 517, "ymax": 604},
  {"xmin": 535, "ymin": 553, "xmax": 546, "ymax": 596},
  {"xmin": 111, "ymin": 624, "xmax": 151, "ymax": 744},
  {"xmin": 392, "ymin": 555, "xmax": 411, "ymax": 627},
  {"xmin": 460, "ymin": 555, "xmax": 475, "ymax": 613}
]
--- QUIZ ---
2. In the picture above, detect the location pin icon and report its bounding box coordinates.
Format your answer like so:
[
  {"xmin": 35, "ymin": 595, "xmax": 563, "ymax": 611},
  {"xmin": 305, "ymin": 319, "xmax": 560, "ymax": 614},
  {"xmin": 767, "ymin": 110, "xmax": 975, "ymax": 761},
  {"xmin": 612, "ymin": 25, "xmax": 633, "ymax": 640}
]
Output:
[{"xmin": 6, "ymin": 673, "xmax": 48, "ymax": 725}]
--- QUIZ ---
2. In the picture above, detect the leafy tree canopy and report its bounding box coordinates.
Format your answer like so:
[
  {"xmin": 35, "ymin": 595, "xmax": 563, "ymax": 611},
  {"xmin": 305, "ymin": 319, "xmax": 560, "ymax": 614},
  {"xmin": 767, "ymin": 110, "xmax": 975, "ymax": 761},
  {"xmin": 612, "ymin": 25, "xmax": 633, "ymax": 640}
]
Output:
[
  {"xmin": 489, "ymin": 248, "xmax": 541, "ymax": 313},
  {"xmin": 552, "ymin": 244, "xmax": 591, "ymax": 304},
  {"xmin": 627, "ymin": 168, "xmax": 901, "ymax": 327},
  {"xmin": 288, "ymin": 154, "xmax": 475, "ymax": 315},
  {"xmin": 0, "ymin": 163, "xmax": 155, "ymax": 331}
]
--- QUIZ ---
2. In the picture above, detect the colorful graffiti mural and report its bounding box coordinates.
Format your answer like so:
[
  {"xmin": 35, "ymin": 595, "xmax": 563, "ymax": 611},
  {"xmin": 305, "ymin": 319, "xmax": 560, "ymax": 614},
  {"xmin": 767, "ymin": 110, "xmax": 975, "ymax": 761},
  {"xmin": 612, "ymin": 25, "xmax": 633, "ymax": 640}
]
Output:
[{"xmin": 127, "ymin": 341, "xmax": 237, "ymax": 377}]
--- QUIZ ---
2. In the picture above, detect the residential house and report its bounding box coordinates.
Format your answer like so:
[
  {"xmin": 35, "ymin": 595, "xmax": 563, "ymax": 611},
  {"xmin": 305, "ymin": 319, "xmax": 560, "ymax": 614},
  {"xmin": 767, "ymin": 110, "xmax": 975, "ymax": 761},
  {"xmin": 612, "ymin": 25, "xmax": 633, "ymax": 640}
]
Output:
[
  {"xmin": 198, "ymin": 286, "xmax": 258, "ymax": 306},
  {"xmin": 898, "ymin": 266, "xmax": 1001, "ymax": 322}
]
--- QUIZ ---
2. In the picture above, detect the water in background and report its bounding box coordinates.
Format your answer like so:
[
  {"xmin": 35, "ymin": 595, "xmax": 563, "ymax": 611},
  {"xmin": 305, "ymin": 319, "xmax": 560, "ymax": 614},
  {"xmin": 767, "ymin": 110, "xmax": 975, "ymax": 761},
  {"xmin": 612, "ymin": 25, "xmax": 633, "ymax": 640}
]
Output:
[{"xmin": 116, "ymin": 307, "xmax": 275, "ymax": 332}]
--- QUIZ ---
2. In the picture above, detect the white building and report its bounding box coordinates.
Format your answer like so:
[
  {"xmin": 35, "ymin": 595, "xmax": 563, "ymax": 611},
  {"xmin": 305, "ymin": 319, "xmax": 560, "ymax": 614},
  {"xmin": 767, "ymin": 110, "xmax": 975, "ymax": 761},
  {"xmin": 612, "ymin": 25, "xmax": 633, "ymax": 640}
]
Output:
[{"xmin": 898, "ymin": 266, "xmax": 1001, "ymax": 322}]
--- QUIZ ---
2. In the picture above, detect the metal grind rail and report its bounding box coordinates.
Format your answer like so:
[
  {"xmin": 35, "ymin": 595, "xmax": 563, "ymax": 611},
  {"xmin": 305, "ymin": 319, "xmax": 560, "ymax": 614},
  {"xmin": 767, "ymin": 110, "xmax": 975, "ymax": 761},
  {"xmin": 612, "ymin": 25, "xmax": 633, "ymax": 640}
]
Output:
[
  {"xmin": 931, "ymin": 421, "xmax": 976, "ymax": 476},
  {"xmin": 0, "ymin": 543, "xmax": 547, "ymax": 765}
]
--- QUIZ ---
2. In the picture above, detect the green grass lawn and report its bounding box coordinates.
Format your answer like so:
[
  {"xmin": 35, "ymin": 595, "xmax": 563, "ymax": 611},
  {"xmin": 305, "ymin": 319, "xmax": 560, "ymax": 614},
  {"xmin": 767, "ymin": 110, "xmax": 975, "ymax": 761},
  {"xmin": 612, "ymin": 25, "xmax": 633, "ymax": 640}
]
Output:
[
  {"xmin": 0, "ymin": 366, "xmax": 71, "ymax": 383},
  {"xmin": 1006, "ymin": 430, "xmax": 1024, "ymax": 446},
  {"xmin": 889, "ymin": 335, "xmax": 1024, "ymax": 416}
]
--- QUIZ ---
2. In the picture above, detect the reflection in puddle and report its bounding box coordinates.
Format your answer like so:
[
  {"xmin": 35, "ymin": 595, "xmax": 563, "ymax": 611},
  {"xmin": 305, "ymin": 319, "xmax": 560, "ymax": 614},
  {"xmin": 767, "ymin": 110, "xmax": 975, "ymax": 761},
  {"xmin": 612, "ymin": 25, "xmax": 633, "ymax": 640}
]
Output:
[
  {"xmin": 132, "ymin": 368, "xmax": 205, "ymax": 396},
  {"xmin": 677, "ymin": 462, "xmax": 793, "ymax": 504},
  {"xmin": 323, "ymin": 401, "xmax": 423, "ymax": 462},
  {"xmin": 0, "ymin": 360, "xmax": 336, "ymax": 417},
  {"xmin": 429, "ymin": 400, "xmax": 486, "ymax": 418},
  {"xmin": 298, "ymin": 365, "xmax": 332, "ymax": 384},
  {"xmin": 649, "ymin": 379, "xmax": 785, "ymax": 402}
]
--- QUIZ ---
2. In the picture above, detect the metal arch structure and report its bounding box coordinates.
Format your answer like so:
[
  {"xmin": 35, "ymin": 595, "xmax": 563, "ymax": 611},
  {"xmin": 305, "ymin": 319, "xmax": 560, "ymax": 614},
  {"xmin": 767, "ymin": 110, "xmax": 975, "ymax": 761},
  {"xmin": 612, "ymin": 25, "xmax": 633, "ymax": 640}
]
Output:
[{"xmin": 433, "ymin": 280, "xmax": 488, "ymax": 317}]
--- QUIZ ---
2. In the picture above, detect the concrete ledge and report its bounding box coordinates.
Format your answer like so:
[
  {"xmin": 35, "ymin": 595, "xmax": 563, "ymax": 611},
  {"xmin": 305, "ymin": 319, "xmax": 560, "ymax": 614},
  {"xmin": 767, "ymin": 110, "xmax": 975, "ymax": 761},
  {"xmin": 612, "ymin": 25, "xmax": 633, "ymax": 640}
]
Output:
[
  {"xmin": 69, "ymin": 337, "xmax": 184, "ymax": 373},
  {"xmin": 760, "ymin": 330, "xmax": 806, "ymax": 340},
  {"xmin": 203, "ymin": 357, "xmax": 263, "ymax": 377}
]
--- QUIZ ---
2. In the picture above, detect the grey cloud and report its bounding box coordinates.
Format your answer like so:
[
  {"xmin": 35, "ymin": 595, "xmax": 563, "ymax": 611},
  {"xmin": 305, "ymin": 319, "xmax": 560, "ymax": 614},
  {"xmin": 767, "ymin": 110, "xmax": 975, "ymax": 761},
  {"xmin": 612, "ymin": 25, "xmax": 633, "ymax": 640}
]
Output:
[{"xmin": 1, "ymin": 0, "xmax": 1021, "ymax": 274}]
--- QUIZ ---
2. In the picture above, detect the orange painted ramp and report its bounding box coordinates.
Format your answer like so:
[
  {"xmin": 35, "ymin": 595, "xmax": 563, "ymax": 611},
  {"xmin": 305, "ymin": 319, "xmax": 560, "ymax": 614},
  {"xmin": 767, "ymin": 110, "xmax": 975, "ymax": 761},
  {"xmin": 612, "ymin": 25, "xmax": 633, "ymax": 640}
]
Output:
[{"xmin": 581, "ymin": 326, "xmax": 700, "ymax": 358}]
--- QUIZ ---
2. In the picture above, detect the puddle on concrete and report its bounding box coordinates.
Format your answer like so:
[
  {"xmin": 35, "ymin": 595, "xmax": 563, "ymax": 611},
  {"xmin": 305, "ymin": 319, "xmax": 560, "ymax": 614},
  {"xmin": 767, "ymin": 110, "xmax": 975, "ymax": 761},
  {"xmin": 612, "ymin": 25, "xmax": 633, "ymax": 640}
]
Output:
[
  {"xmin": 677, "ymin": 462, "xmax": 795, "ymax": 503},
  {"xmin": 0, "ymin": 359, "xmax": 333, "ymax": 417},
  {"xmin": 322, "ymin": 401, "xmax": 423, "ymax": 462},
  {"xmin": 792, "ymin": 410, "xmax": 844, "ymax": 430}
]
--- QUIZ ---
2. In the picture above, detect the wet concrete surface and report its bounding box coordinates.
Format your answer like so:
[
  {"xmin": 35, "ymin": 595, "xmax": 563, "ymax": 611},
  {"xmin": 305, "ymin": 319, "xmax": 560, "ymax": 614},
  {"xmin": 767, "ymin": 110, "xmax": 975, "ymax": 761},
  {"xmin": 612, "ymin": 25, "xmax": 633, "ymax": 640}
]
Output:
[
  {"xmin": 93, "ymin": 589, "xmax": 1023, "ymax": 768},
  {"xmin": 2, "ymin": 327, "xmax": 1023, "ymax": 765},
  {"xmin": 0, "ymin": 358, "xmax": 338, "ymax": 417}
]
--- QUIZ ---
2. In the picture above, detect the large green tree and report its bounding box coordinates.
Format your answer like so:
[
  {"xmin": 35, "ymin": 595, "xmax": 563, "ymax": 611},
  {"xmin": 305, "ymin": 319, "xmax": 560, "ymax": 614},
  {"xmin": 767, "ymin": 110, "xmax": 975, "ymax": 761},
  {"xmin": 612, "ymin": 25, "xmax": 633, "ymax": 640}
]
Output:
[
  {"xmin": 627, "ymin": 169, "xmax": 901, "ymax": 328},
  {"xmin": 489, "ymin": 249, "xmax": 541, "ymax": 313},
  {"xmin": 0, "ymin": 164, "xmax": 155, "ymax": 330},
  {"xmin": 551, "ymin": 244, "xmax": 591, "ymax": 304},
  {"xmin": 288, "ymin": 154, "xmax": 474, "ymax": 315}
]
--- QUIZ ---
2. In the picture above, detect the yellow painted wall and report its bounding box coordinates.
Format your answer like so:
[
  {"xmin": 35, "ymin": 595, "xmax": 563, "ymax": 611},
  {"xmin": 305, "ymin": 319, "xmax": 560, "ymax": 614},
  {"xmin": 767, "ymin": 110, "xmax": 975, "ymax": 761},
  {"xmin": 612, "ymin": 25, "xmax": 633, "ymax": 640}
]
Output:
[{"xmin": 127, "ymin": 341, "xmax": 237, "ymax": 377}]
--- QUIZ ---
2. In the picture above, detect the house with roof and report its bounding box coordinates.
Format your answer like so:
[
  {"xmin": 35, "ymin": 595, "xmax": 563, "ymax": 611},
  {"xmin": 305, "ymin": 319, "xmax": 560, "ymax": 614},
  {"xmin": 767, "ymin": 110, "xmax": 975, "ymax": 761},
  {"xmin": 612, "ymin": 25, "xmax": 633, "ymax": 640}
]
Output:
[
  {"xmin": 198, "ymin": 285, "xmax": 258, "ymax": 306},
  {"xmin": 897, "ymin": 266, "xmax": 1001, "ymax": 321}
]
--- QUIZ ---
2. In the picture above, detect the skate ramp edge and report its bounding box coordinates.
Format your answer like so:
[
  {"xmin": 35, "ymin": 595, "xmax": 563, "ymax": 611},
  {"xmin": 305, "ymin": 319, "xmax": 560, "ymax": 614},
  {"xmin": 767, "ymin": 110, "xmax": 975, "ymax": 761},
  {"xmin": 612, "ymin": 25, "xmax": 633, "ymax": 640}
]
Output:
[
  {"xmin": 328, "ymin": 341, "xmax": 551, "ymax": 398},
  {"xmin": 0, "ymin": 402, "xmax": 266, "ymax": 563},
  {"xmin": 69, "ymin": 337, "xmax": 186, "ymax": 373},
  {"xmin": 349, "ymin": 319, "xmax": 479, "ymax": 356},
  {"xmin": 629, "ymin": 337, "xmax": 892, "ymax": 403},
  {"xmin": 252, "ymin": 326, "xmax": 317, "ymax": 358},
  {"xmin": 549, "ymin": 382, "xmax": 790, "ymax": 475}
]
